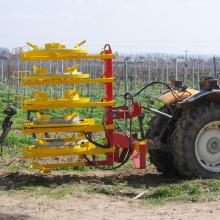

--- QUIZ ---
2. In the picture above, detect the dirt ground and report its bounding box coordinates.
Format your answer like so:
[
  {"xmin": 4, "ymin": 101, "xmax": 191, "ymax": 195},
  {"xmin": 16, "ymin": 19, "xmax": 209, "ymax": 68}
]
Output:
[
  {"xmin": 0, "ymin": 168, "xmax": 220, "ymax": 220},
  {"xmin": 0, "ymin": 192, "xmax": 220, "ymax": 220}
]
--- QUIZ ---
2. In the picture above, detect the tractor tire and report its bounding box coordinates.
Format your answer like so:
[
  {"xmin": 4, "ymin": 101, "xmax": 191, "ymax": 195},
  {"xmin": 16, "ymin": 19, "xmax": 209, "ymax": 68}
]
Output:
[
  {"xmin": 172, "ymin": 103, "xmax": 220, "ymax": 178},
  {"xmin": 146, "ymin": 107, "xmax": 178, "ymax": 176}
]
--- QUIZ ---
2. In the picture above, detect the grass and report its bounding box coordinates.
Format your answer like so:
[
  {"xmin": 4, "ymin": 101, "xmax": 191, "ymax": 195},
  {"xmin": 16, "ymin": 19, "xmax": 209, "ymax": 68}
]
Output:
[
  {"xmin": 87, "ymin": 182, "xmax": 137, "ymax": 197},
  {"xmin": 1, "ymin": 184, "xmax": 81, "ymax": 199},
  {"xmin": 146, "ymin": 179, "xmax": 220, "ymax": 203},
  {"xmin": 4, "ymin": 133, "xmax": 33, "ymax": 148},
  {"xmin": 20, "ymin": 184, "xmax": 80, "ymax": 199},
  {"xmin": 86, "ymin": 178, "xmax": 220, "ymax": 204}
]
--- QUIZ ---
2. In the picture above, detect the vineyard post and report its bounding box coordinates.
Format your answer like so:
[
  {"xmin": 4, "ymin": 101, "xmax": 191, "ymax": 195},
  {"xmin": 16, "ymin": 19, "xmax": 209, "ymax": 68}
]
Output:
[
  {"xmin": 197, "ymin": 57, "xmax": 200, "ymax": 89},
  {"xmin": 1, "ymin": 58, "xmax": 3, "ymax": 82},
  {"xmin": 124, "ymin": 57, "xmax": 129, "ymax": 128},
  {"xmin": 61, "ymin": 60, "xmax": 64, "ymax": 97},
  {"xmin": 213, "ymin": 57, "xmax": 217, "ymax": 79},
  {"xmin": 148, "ymin": 59, "xmax": 151, "ymax": 83},
  {"xmin": 166, "ymin": 57, "xmax": 169, "ymax": 83},
  {"xmin": 49, "ymin": 61, "xmax": 52, "ymax": 98},
  {"xmin": 192, "ymin": 59, "xmax": 195, "ymax": 88},
  {"xmin": 16, "ymin": 55, "xmax": 20, "ymax": 98},
  {"xmin": 175, "ymin": 58, "xmax": 178, "ymax": 80}
]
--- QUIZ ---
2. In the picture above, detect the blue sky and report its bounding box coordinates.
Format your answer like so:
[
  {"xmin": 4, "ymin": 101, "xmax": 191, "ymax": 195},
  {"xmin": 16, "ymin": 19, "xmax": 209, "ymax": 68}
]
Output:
[{"xmin": 1, "ymin": 0, "xmax": 220, "ymax": 55}]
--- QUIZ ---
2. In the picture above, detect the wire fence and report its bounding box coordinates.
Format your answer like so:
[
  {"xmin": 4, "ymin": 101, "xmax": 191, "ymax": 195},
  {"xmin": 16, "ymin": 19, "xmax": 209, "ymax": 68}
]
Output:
[{"xmin": 0, "ymin": 54, "xmax": 219, "ymax": 103}]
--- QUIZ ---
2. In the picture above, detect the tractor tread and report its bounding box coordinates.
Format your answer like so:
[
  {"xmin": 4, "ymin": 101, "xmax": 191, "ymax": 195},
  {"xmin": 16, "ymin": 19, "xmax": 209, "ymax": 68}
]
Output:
[{"xmin": 172, "ymin": 102, "xmax": 220, "ymax": 178}]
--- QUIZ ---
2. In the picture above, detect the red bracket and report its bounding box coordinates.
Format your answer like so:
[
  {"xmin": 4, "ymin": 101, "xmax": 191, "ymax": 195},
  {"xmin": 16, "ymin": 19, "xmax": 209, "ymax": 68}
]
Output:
[{"xmin": 106, "ymin": 102, "xmax": 142, "ymax": 121}]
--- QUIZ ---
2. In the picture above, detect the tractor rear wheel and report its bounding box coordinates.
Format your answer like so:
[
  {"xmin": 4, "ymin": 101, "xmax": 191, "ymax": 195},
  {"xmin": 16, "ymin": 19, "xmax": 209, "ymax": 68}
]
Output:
[
  {"xmin": 146, "ymin": 107, "xmax": 178, "ymax": 176},
  {"xmin": 172, "ymin": 103, "xmax": 220, "ymax": 178}
]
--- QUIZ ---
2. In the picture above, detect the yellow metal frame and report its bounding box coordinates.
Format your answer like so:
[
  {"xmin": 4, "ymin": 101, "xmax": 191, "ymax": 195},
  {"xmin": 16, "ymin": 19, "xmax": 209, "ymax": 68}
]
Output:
[
  {"xmin": 23, "ymin": 141, "xmax": 95, "ymax": 159},
  {"xmin": 19, "ymin": 41, "xmax": 115, "ymax": 61},
  {"xmin": 18, "ymin": 41, "xmax": 116, "ymax": 172},
  {"xmin": 23, "ymin": 140, "xmax": 115, "ymax": 173},
  {"xmin": 29, "ymin": 147, "xmax": 114, "ymax": 173},
  {"xmin": 22, "ymin": 123, "xmax": 114, "ymax": 134},
  {"xmin": 20, "ymin": 77, "xmax": 114, "ymax": 86},
  {"xmin": 24, "ymin": 118, "xmax": 95, "ymax": 128},
  {"xmin": 23, "ymin": 97, "xmax": 89, "ymax": 106},
  {"xmin": 23, "ymin": 144, "xmax": 115, "ymax": 159},
  {"xmin": 20, "ymin": 51, "xmax": 115, "ymax": 61},
  {"xmin": 29, "ymin": 162, "xmax": 88, "ymax": 173},
  {"xmin": 22, "ymin": 99, "xmax": 115, "ymax": 110},
  {"xmin": 32, "ymin": 65, "xmax": 49, "ymax": 75}
]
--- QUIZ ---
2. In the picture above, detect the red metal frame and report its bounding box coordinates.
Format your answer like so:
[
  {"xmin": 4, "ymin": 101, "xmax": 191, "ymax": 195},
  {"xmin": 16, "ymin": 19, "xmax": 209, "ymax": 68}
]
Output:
[{"xmin": 100, "ymin": 44, "xmax": 147, "ymax": 168}]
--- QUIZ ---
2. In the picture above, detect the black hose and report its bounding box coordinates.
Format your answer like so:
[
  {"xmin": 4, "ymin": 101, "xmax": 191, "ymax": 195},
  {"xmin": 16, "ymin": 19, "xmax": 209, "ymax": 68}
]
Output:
[
  {"xmin": 133, "ymin": 81, "xmax": 180, "ymax": 100},
  {"xmin": 83, "ymin": 119, "xmax": 133, "ymax": 170}
]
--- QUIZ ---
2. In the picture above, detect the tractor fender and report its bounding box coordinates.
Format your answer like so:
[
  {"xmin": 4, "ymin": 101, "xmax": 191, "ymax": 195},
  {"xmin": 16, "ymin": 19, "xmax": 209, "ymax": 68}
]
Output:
[
  {"xmin": 176, "ymin": 90, "xmax": 220, "ymax": 110},
  {"xmin": 157, "ymin": 89, "xmax": 199, "ymax": 106}
]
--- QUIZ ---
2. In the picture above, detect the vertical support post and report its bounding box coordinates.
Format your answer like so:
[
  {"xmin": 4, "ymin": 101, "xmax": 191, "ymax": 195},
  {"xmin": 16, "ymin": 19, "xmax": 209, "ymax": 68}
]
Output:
[
  {"xmin": 202, "ymin": 60, "xmax": 205, "ymax": 75},
  {"xmin": 148, "ymin": 60, "xmax": 151, "ymax": 83},
  {"xmin": 16, "ymin": 56, "xmax": 20, "ymax": 97},
  {"xmin": 166, "ymin": 58, "xmax": 169, "ymax": 83},
  {"xmin": 1, "ymin": 58, "xmax": 3, "ymax": 82},
  {"xmin": 124, "ymin": 57, "xmax": 129, "ymax": 129},
  {"xmin": 161, "ymin": 59, "xmax": 165, "ymax": 92},
  {"xmin": 192, "ymin": 59, "xmax": 195, "ymax": 89},
  {"xmin": 103, "ymin": 44, "xmax": 114, "ymax": 166},
  {"xmin": 184, "ymin": 50, "xmax": 188, "ymax": 83},
  {"xmin": 125, "ymin": 58, "xmax": 129, "ymax": 95},
  {"xmin": 134, "ymin": 60, "xmax": 137, "ymax": 91},
  {"xmin": 49, "ymin": 61, "xmax": 52, "ymax": 98},
  {"xmin": 33, "ymin": 60, "xmax": 36, "ymax": 97},
  {"xmin": 87, "ymin": 60, "xmax": 91, "ymax": 98},
  {"xmin": 197, "ymin": 57, "xmax": 200, "ymax": 89},
  {"xmin": 175, "ymin": 58, "xmax": 178, "ymax": 80},
  {"xmin": 61, "ymin": 60, "xmax": 64, "ymax": 97},
  {"xmin": 24, "ymin": 61, "xmax": 27, "ymax": 97},
  {"xmin": 39, "ymin": 61, "xmax": 42, "ymax": 91},
  {"xmin": 213, "ymin": 57, "xmax": 217, "ymax": 79}
]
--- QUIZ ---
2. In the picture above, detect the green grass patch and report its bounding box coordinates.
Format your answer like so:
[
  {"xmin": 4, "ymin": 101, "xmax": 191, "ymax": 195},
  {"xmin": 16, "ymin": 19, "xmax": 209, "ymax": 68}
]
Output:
[
  {"xmin": 1, "ymin": 183, "xmax": 82, "ymax": 199},
  {"xmin": 87, "ymin": 182, "xmax": 137, "ymax": 197},
  {"xmin": 4, "ymin": 133, "xmax": 33, "ymax": 148},
  {"xmin": 85, "ymin": 178, "xmax": 220, "ymax": 204}
]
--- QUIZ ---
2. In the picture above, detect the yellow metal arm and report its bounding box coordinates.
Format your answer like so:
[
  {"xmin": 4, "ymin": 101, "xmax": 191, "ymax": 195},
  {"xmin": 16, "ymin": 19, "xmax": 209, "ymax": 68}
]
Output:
[
  {"xmin": 22, "ymin": 99, "xmax": 115, "ymax": 110},
  {"xmin": 20, "ymin": 51, "xmax": 115, "ymax": 61},
  {"xmin": 64, "ymin": 64, "xmax": 79, "ymax": 73},
  {"xmin": 20, "ymin": 76, "xmax": 114, "ymax": 86},
  {"xmin": 22, "ymin": 123, "xmax": 114, "ymax": 134},
  {"xmin": 74, "ymin": 40, "xmax": 86, "ymax": 48},
  {"xmin": 26, "ymin": 42, "xmax": 39, "ymax": 50},
  {"xmin": 32, "ymin": 66, "xmax": 48, "ymax": 75}
]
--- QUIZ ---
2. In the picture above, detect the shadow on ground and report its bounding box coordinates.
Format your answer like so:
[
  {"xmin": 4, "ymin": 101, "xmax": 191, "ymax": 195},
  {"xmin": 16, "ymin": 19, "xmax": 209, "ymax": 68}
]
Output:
[
  {"xmin": 0, "ymin": 213, "xmax": 30, "ymax": 220},
  {"xmin": 0, "ymin": 170, "xmax": 181, "ymax": 190}
]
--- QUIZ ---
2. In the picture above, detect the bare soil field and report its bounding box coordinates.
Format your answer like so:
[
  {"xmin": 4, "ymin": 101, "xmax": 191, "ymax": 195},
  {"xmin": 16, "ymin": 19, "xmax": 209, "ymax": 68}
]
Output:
[
  {"xmin": 0, "ymin": 161, "xmax": 220, "ymax": 220},
  {"xmin": 0, "ymin": 192, "xmax": 220, "ymax": 220}
]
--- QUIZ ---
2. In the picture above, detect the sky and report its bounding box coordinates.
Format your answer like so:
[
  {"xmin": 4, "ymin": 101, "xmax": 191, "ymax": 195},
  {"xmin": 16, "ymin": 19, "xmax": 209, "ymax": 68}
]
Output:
[{"xmin": 0, "ymin": 0, "xmax": 220, "ymax": 55}]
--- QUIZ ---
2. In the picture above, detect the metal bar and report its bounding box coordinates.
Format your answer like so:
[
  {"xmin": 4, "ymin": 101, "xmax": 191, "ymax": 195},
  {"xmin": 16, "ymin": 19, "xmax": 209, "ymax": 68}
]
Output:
[
  {"xmin": 213, "ymin": 57, "xmax": 217, "ymax": 78},
  {"xmin": 1, "ymin": 58, "xmax": 3, "ymax": 82}
]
